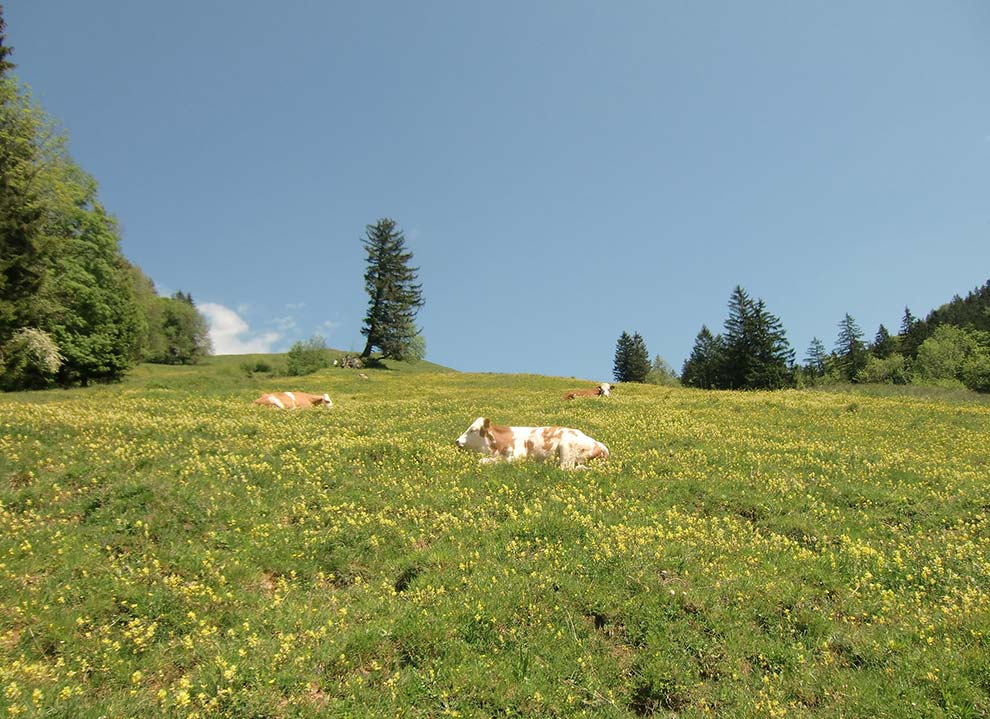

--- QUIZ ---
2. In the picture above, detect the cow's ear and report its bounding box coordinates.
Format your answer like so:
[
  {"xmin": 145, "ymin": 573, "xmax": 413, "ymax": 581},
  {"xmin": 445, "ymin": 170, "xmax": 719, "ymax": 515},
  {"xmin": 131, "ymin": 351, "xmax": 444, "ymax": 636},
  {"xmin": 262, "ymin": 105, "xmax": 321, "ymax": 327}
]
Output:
[{"xmin": 482, "ymin": 418, "xmax": 490, "ymax": 431}]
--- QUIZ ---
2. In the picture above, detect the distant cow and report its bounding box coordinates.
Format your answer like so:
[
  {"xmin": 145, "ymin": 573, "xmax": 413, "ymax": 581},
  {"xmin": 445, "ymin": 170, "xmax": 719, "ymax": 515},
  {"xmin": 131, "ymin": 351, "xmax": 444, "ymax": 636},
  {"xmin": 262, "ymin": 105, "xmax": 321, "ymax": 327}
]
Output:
[
  {"xmin": 562, "ymin": 382, "xmax": 613, "ymax": 401},
  {"xmin": 455, "ymin": 417, "xmax": 609, "ymax": 470},
  {"xmin": 253, "ymin": 391, "xmax": 332, "ymax": 409}
]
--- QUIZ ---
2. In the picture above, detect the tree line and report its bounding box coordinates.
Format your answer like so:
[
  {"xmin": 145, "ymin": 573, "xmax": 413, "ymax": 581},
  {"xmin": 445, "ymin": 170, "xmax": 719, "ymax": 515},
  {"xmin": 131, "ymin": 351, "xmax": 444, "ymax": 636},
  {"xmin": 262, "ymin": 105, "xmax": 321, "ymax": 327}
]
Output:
[
  {"xmin": 614, "ymin": 281, "xmax": 990, "ymax": 393},
  {"xmin": 0, "ymin": 10, "xmax": 210, "ymax": 390}
]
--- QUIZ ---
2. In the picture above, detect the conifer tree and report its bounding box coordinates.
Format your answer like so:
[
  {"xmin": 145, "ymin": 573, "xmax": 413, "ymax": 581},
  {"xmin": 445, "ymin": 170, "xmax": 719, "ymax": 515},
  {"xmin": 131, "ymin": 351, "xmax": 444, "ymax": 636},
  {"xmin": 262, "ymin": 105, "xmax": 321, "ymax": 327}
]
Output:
[
  {"xmin": 681, "ymin": 325, "xmax": 724, "ymax": 389},
  {"xmin": 612, "ymin": 331, "xmax": 632, "ymax": 383},
  {"xmin": 721, "ymin": 286, "xmax": 755, "ymax": 389},
  {"xmin": 627, "ymin": 332, "xmax": 651, "ymax": 383},
  {"xmin": 834, "ymin": 313, "xmax": 867, "ymax": 381},
  {"xmin": 872, "ymin": 324, "xmax": 896, "ymax": 359},
  {"xmin": 613, "ymin": 331, "xmax": 651, "ymax": 383},
  {"xmin": 804, "ymin": 337, "xmax": 828, "ymax": 376},
  {"xmin": 899, "ymin": 306, "xmax": 926, "ymax": 358},
  {"xmin": 745, "ymin": 299, "xmax": 794, "ymax": 389},
  {"xmin": 360, "ymin": 218, "xmax": 424, "ymax": 360}
]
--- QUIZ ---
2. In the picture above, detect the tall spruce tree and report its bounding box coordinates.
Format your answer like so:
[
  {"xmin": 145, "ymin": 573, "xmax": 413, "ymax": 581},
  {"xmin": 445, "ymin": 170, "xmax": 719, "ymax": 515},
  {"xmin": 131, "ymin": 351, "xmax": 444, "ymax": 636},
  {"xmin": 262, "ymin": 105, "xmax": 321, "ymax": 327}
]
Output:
[
  {"xmin": 613, "ymin": 331, "xmax": 651, "ymax": 383},
  {"xmin": 721, "ymin": 286, "xmax": 755, "ymax": 389},
  {"xmin": 745, "ymin": 299, "xmax": 795, "ymax": 389},
  {"xmin": 804, "ymin": 337, "xmax": 828, "ymax": 376},
  {"xmin": 899, "ymin": 306, "xmax": 926, "ymax": 358},
  {"xmin": 872, "ymin": 324, "xmax": 896, "ymax": 359},
  {"xmin": 360, "ymin": 218, "xmax": 424, "ymax": 360},
  {"xmin": 627, "ymin": 332, "xmax": 651, "ymax": 383},
  {"xmin": 612, "ymin": 331, "xmax": 632, "ymax": 383},
  {"xmin": 681, "ymin": 325, "xmax": 724, "ymax": 389},
  {"xmin": 834, "ymin": 313, "xmax": 867, "ymax": 381}
]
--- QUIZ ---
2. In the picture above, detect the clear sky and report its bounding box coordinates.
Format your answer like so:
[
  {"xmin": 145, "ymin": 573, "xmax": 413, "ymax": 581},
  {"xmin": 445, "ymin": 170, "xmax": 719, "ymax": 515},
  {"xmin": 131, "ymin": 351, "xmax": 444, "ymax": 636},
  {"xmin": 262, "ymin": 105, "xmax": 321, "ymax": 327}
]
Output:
[{"xmin": 6, "ymin": 1, "xmax": 990, "ymax": 380}]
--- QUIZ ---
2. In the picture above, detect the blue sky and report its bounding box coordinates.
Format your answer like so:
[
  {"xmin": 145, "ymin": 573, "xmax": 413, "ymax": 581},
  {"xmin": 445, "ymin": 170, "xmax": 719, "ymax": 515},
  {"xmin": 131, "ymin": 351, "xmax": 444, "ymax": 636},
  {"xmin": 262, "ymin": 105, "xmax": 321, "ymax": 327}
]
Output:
[{"xmin": 6, "ymin": 1, "xmax": 990, "ymax": 379}]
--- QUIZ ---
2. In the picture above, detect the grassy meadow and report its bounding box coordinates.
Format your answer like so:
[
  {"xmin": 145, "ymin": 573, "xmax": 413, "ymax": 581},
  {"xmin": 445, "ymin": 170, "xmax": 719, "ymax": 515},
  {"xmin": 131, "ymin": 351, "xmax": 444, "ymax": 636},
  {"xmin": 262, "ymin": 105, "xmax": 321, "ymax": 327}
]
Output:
[{"xmin": 1, "ymin": 357, "xmax": 989, "ymax": 718}]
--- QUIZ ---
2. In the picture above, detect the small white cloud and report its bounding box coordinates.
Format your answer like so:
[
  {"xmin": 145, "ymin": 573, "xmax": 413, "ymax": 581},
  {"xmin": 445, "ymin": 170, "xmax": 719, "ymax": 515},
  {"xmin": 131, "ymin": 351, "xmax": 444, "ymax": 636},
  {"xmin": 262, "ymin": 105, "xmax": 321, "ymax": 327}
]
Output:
[
  {"xmin": 272, "ymin": 315, "xmax": 298, "ymax": 332},
  {"xmin": 285, "ymin": 302, "xmax": 306, "ymax": 310},
  {"xmin": 200, "ymin": 302, "xmax": 282, "ymax": 354},
  {"xmin": 317, "ymin": 320, "xmax": 340, "ymax": 333}
]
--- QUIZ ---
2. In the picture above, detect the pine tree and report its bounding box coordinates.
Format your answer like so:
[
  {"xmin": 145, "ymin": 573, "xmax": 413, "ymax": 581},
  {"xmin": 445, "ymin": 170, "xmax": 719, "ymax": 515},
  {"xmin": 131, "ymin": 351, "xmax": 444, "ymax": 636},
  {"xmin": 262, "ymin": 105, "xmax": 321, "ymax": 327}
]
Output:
[
  {"xmin": 834, "ymin": 313, "xmax": 867, "ymax": 381},
  {"xmin": 804, "ymin": 337, "xmax": 828, "ymax": 376},
  {"xmin": 681, "ymin": 325, "xmax": 725, "ymax": 389},
  {"xmin": 872, "ymin": 324, "xmax": 896, "ymax": 359},
  {"xmin": 626, "ymin": 332, "xmax": 651, "ymax": 383},
  {"xmin": 613, "ymin": 331, "xmax": 651, "ymax": 383},
  {"xmin": 744, "ymin": 299, "xmax": 794, "ymax": 389},
  {"xmin": 612, "ymin": 331, "xmax": 632, "ymax": 383},
  {"xmin": 899, "ymin": 306, "xmax": 926, "ymax": 358},
  {"xmin": 360, "ymin": 218, "xmax": 424, "ymax": 360},
  {"xmin": 721, "ymin": 286, "xmax": 755, "ymax": 389}
]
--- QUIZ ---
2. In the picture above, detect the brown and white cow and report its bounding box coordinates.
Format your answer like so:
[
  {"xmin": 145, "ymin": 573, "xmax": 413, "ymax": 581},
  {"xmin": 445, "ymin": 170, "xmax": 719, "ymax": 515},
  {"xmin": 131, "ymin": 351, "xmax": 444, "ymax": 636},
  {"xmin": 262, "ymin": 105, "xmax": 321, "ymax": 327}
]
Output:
[
  {"xmin": 455, "ymin": 417, "xmax": 609, "ymax": 469},
  {"xmin": 562, "ymin": 382, "xmax": 613, "ymax": 401},
  {"xmin": 253, "ymin": 391, "xmax": 333, "ymax": 409}
]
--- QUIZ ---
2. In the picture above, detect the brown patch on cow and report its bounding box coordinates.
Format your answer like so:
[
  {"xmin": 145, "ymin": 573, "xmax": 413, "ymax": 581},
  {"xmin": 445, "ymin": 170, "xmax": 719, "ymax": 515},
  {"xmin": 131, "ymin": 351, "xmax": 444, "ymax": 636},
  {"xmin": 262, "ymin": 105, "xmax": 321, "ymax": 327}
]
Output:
[
  {"xmin": 541, "ymin": 427, "xmax": 562, "ymax": 452},
  {"xmin": 563, "ymin": 386, "xmax": 605, "ymax": 400},
  {"xmin": 487, "ymin": 423, "xmax": 515, "ymax": 455}
]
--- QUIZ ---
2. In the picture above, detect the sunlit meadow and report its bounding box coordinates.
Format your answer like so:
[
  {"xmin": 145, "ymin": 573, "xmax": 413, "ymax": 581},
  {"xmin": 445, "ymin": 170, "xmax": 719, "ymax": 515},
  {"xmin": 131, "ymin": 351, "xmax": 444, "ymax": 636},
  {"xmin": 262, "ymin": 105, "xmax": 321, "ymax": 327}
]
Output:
[{"xmin": 2, "ymin": 357, "xmax": 989, "ymax": 718}]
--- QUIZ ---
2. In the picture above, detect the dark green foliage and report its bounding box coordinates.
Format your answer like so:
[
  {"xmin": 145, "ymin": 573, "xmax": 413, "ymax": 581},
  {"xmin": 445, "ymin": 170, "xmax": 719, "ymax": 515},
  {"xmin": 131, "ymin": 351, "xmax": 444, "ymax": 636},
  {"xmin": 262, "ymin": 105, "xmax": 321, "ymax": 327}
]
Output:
[
  {"xmin": 360, "ymin": 218, "xmax": 425, "ymax": 360},
  {"xmin": 613, "ymin": 331, "xmax": 650, "ymax": 383},
  {"xmin": 613, "ymin": 331, "xmax": 632, "ymax": 383},
  {"xmin": 923, "ymin": 281, "xmax": 990, "ymax": 333},
  {"xmin": 899, "ymin": 281, "xmax": 990, "ymax": 361},
  {"xmin": 804, "ymin": 337, "xmax": 829, "ymax": 377},
  {"xmin": 0, "ymin": 78, "xmax": 48, "ymax": 346},
  {"xmin": 898, "ymin": 306, "xmax": 927, "ymax": 359},
  {"xmin": 743, "ymin": 298, "xmax": 795, "ymax": 389},
  {"xmin": 834, "ymin": 314, "xmax": 868, "ymax": 382},
  {"xmin": 718, "ymin": 286, "xmax": 794, "ymax": 390},
  {"xmin": 0, "ymin": 73, "xmax": 189, "ymax": 389},
  {"xmin": 124, "ymin": 265, "xmax": 210, "ymax": 366},
  {"xmin": 681, "ymin": 326, "xmax": 724, "ymax": 389},
  {"xmin": 0, "ymin": 5, "xmax": 13, "ymax": 77},
  {"xmin": 871, "ymin": 324, "xmax": 896, "ymax": 359},
  {"xmin": 149, "ymin": 293, "xmax": 212, "ymax": 365},
  {"xmin": 44, "ymin": 204, "xmax": 144, "ymax": 385},
  {"xmin": 286, "ymin": 335, "xmax": 330, "ymax": 376}
]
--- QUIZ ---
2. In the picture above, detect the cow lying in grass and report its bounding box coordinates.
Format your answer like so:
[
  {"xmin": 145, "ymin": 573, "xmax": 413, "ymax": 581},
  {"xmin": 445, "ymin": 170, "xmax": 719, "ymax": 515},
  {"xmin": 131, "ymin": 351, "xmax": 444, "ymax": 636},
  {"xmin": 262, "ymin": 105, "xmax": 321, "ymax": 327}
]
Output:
[
  {"xmin": 562, "ymin": 382, "xmax": 613, "ymax": 400},
  {"xmin": 455, "ymin": 417, "xmax": 609, "ymax": 469},
  {"xmin": 253, "ymin": 391, "xmax": 333, "ymax": 409}
]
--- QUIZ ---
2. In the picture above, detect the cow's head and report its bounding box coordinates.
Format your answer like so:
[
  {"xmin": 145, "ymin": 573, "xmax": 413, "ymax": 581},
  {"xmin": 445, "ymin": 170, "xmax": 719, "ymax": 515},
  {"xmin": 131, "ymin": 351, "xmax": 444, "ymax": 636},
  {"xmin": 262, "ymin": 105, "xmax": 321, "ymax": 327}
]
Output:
[
  {"xmin": 456, "ymin": 417, "xmax": 491, "ymax": 452},
  {"xmin": 310, "ymin": 393, "xmax": 333, "ymax": 408},
  {"xmin": 598, "ymin": 383, "xmax": 613, "ymax": 397}
]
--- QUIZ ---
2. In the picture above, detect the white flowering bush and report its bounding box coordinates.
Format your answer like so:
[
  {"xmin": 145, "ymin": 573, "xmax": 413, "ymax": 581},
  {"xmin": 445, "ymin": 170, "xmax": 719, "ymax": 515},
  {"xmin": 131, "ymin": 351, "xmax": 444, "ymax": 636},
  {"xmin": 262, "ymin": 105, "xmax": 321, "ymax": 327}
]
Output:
[{"xmin": 1, "ymin": 327, "xmax": 64, "ymax": 390}]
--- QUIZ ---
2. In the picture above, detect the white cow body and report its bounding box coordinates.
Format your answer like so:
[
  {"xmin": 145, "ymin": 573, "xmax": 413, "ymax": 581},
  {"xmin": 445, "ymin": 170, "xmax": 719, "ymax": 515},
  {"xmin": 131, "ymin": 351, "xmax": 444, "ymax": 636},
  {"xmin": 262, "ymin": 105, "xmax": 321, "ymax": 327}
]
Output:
[{"xmin": 455, "ymin": 417, "xmax": 609, "ymax": 469}]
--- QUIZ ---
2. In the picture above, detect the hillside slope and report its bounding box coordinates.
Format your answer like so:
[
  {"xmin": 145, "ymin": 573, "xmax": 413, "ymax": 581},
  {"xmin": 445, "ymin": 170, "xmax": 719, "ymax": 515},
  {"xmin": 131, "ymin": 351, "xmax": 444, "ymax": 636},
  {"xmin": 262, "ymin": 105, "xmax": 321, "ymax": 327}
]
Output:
[{"xmin": 1, "ymin": 368, "xmax": 989, "ymax": 717}]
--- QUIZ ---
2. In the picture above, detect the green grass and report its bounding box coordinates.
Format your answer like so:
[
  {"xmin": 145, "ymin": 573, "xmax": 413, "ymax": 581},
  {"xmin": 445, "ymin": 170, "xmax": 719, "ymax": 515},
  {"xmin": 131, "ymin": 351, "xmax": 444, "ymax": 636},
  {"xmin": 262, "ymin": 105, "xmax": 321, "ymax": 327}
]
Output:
[{"xmin": 1, "ymin": 361, "xmax": 989, "ymax": 717}]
